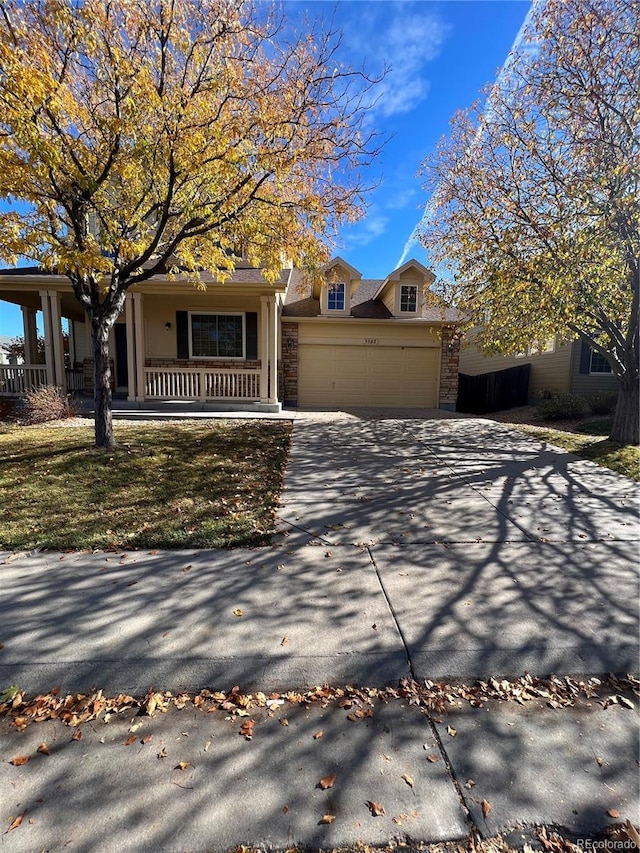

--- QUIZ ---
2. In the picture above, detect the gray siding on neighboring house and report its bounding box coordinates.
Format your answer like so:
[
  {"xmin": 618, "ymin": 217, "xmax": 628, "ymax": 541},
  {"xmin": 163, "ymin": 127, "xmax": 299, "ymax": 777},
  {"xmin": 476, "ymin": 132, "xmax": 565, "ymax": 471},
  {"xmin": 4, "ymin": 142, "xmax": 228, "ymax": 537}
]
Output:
[{"xmin": 569, "ymin": 340, "xmax": 619, "ymax": 396}]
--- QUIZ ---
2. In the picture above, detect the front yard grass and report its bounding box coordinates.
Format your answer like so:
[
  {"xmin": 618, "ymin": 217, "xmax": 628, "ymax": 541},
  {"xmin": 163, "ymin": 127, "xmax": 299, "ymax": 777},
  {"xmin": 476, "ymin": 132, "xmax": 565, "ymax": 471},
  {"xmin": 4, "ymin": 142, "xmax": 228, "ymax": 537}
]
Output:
[
  {"xmin": 502, "ymin": 422, "xmax": 639, "ymax": 481},
  {"xmin": 0, "ymin": 420, "xmax": 291, "ymax": 550}
]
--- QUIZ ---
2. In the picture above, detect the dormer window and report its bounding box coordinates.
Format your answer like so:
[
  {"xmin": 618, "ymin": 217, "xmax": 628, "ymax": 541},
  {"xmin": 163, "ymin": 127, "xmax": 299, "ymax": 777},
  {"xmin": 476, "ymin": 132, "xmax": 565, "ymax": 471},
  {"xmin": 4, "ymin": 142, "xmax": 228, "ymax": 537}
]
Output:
[
  {"xmin": 327, "ymin": 281, "xmax": 346, "ymax": 311},
  {"xmin": 400, "ymin": 284, "xmax": 418, "ymax": 313}
]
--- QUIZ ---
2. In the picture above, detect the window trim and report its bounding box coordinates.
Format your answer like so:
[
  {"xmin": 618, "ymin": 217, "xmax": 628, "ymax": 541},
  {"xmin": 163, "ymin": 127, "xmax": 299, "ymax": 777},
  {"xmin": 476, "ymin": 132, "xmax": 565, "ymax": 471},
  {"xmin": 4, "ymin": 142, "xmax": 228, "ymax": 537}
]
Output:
[
  {"xmin": 327, "ymin": 281, "xmax": 346, "ymax": 312},
  {"xmin": 188, "ymin": 311, "xmax": 246, "ymax": 360},
  {"xmin": 399, "ymin": 283, "xmax": 419, "ymax": 314}
]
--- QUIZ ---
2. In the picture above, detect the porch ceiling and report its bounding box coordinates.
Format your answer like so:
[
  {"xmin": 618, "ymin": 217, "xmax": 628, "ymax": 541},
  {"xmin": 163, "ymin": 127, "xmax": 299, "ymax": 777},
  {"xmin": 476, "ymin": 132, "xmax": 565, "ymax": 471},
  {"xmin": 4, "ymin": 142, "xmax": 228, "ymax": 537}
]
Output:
[{"xmin": 0, "ymin": 288, "xmax": 86, "ymax": 323}]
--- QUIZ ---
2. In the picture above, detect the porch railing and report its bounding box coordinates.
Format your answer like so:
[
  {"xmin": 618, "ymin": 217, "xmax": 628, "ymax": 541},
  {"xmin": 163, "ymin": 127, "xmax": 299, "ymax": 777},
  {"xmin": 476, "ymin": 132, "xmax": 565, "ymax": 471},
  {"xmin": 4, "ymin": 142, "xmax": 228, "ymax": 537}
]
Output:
[
  {"xmin": 0, "ymin": 364, "xmax": 48, "ymax": 396},
  {"xmin": 65, "ymin": 369, "xmax": 85, "ymax": 392},
  {"xmin": 0, "ymin": 365, "xmax": 84, "ymax": 396},
  {"xmin": 144, "ymin": 367, "xmax": 261, "ymax": 401}
]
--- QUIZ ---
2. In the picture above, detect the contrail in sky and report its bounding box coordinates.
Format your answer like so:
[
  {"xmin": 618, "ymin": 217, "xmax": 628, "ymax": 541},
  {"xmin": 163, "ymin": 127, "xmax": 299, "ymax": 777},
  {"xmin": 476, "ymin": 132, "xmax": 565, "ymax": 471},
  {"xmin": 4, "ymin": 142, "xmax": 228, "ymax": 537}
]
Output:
[{"xmin": 396, "ymin": 1, "xmax": 539, "ymax": 270}]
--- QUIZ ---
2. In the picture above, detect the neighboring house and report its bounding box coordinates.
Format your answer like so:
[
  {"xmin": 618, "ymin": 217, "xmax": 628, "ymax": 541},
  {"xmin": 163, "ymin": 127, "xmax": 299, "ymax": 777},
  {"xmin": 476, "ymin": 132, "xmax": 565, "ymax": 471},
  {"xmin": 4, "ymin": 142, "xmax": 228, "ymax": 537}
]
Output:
[
  {"xmin": 0, "ymin": 256, "xmax": 461, "ymax": 410},
  {"xmin": 0, "ymin": 336, "xmax": 17, "ymax": 365},
  {"xmin": 458, "ymin": 334, "xmax": 619, "ymax": 401}
]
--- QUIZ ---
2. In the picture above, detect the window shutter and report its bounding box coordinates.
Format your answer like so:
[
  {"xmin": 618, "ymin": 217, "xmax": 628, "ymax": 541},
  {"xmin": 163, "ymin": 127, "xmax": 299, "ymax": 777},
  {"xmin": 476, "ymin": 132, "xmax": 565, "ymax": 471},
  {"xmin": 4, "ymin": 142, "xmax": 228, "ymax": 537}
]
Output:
[
  {"xmin": 245, "ymin": 312, "xmax": 257, "ymax": 360},
  {"xmin": 578, "ymin": 340, "xmax": 591, "ymax": 374},
  {"xmin": 176, "ymin": 311, "xmax": 189, "ymax": 359}
]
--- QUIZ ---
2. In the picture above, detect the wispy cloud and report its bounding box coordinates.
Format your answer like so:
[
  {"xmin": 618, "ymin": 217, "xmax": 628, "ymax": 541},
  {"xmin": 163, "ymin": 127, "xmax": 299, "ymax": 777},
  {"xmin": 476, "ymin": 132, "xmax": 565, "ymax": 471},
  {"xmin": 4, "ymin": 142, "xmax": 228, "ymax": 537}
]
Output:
[
  {"xmin": 342, "ymin": 211, "xmax": 389, "ymax": 248},
  {"xmin": 396, "ymin": 1, "xmax": 537, "ymax": 268},
  {"xmin": 340, "ymin": 2, "xmax": 448, "ymax": 118}
]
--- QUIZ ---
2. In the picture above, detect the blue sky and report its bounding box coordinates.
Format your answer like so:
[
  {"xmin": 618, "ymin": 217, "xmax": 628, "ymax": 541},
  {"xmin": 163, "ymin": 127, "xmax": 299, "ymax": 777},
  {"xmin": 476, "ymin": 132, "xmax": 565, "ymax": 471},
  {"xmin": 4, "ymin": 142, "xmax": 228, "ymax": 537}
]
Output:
[{"xmin": 0, "ymin": 0, "xmax": 530, "ymax": 339}]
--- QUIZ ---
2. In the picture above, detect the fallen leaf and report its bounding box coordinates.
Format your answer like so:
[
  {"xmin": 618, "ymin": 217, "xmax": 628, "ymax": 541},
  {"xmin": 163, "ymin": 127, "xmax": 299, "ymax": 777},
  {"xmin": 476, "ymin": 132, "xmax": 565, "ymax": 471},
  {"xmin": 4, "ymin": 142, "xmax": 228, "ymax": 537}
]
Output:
[
  {"xmin": 123, "ymin": 735, "xmax": 137, "ymax": 746},
  {"xmin": 367, "ymin": 801, "xmax": 385, "ymax": 816},
  {"xmin": 233, "ymin": 608, "xmax": 244, "ymax": 617},
  {"xmin": 282, "ymin": 805, "xmax": 289, "ymax": 815},
  {"xmin": 426, "ymin": 754, "xmax": 441, "ymax": 763},
  {"xmin": 401, "ymin": 773, "xmax": 415, "ymax": 788},
  {"xmin": 157, "ymin": 748, "xmax": 168, "ymax": 759},
  {"xmin": 446, "ymin": 725, "xmax": 457, "ymax": 737},
  {"xmin": 182, "ymin": 565, "xmax": 192, "ymax": 572},
  {"xmin": 280, "ymin": 637, "xmax": 288, "ymax": 646},
  {"xmin": 239, "ymin": 719, "xmax": 255, "ymax": 740},
  {"xmin": 607, "ymin": 809, "xmax": 621, "ymax": 818},
  {"xmin": 36, "ymin": 743, "xmax": 50, "ymax": 756},
  {"xmin": 71, "ymin": 729, "xmax": 82, "ymax": 742},
  {"xmin": 319, "ymin": 814, "xmax": 336, "ymax": 825},
  {"xmin": 9, "ymin": 755, "xmax": 29, "ymax": 766},
  {"xmin": 313, "ymin": 730, "xmax": 324, "ymax": 739},
  {"xmin": 141, "ymin": 734, "xmax": 153, "ymax": 745},
  {"xmin": 464, "ymin": 779, "xmax": 476, "ymax": 789},
  {"xmin": 319, "ymin": 773, "xmax": 337, "ymax": 790},
  {"xmin": 175, "ymin": 761, "xmax": 191, "ymax": 770},
  {"xmin": 6, "ymin": 813, "xmax": 24, "ymax": 832},
  {"xmin": 481, "ymin": 799, "xmax": 492, "ymax": 818},
  {"xmin": 279, "ymin": 718, "xmax": 289, "ymax": 727}
]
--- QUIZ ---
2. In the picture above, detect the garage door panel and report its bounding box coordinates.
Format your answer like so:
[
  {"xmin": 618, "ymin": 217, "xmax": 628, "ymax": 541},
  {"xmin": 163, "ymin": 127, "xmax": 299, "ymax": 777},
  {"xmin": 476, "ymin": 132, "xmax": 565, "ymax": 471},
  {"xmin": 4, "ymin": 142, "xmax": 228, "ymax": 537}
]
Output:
[{"xmin": 298, "ymin": 344, "xmax": 438, "ymax": 407}]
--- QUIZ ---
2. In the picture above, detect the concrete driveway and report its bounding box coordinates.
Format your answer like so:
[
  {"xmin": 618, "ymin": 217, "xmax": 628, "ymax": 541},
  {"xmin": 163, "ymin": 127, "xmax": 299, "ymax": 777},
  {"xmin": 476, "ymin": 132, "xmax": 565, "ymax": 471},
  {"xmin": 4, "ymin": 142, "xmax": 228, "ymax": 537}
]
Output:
[{"xmin": 277, "ymin": 410, "xmax": 640, "ymax": 680}]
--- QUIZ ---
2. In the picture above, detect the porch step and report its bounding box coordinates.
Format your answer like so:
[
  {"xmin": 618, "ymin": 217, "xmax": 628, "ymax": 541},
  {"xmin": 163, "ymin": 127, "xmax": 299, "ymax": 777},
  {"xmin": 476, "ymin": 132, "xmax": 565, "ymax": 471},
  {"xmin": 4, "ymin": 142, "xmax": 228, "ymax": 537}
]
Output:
[{"xmin": 77, "ymin": 399, "xmax": 293, "ymax": 421}]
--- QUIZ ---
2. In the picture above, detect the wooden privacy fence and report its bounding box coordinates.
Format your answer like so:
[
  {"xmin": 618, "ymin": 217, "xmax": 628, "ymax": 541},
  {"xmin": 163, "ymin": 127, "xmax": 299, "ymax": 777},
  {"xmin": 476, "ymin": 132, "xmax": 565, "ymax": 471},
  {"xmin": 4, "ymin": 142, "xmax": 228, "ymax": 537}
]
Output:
[{"xmin": 457, "ymin": 363, "xmax": 531, "ymax": 414}]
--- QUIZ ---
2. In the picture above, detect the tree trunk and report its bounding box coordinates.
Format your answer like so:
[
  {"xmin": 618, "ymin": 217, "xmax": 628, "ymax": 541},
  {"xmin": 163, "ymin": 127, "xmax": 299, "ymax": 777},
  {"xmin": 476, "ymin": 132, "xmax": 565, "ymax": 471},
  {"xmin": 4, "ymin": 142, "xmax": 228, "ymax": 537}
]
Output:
[
  {"xmin": 91, "ymin": 318, "xmax": 115, "ymax": 448},
  {"xmin": 609, "ymin": 378, "xmax": 639, "ymax": 446}
]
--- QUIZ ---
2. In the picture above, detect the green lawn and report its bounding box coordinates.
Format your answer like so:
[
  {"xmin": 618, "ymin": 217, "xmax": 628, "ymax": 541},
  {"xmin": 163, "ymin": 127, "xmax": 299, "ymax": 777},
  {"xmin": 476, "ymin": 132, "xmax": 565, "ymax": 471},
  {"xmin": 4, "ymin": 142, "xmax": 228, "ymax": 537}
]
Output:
[
  {"xmin": 504, "ymin": 423, "xmax": 639, "ymax": 481},
  {"xmin": 0, "ymin": 420, "xmax": 291, "ymax": 550}
]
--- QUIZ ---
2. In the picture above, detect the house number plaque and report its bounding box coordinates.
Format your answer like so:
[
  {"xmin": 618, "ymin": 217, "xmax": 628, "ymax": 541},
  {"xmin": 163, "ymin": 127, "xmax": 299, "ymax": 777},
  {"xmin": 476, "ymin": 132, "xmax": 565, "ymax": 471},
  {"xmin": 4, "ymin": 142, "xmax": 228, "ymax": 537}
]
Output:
[{"xmin": 364, "ymin": 338, "xmax": 379, "ymax": 344}]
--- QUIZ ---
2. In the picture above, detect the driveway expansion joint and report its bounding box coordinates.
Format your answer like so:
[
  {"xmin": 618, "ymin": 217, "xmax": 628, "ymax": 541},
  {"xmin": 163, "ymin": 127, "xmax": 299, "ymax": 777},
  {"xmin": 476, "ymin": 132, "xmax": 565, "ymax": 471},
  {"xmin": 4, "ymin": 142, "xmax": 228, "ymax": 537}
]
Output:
[{"xmin": 366, "ymin": 545, "xmax": 415, "ymax": 680}]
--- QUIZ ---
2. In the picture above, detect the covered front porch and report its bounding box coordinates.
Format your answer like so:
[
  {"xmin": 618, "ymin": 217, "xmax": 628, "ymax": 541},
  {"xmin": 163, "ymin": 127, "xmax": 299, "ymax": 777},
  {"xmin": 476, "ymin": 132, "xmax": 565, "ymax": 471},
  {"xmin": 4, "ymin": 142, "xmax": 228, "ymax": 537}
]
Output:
[{"xmin": 0, "ymin": 268, "xmax": 288, "ymax": 412}]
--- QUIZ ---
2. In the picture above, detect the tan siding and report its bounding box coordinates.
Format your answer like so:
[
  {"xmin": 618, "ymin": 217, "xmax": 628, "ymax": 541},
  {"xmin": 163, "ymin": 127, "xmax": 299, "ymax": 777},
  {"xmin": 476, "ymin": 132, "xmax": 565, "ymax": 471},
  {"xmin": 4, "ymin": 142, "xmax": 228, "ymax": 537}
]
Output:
[
  {"xmin": 71, "ymin": 320, "xmax": 91, "ymax": 362},
  {"xmin": 298, "ymin": 320, "xmax": 439, "ymax": 347},
  {"xmin": 459, "ymin": 341, "xmax": 573, "ymax": 397},
  {"xmin": 142, "ymin": 294, "xmax": 263, "ymax": 358}
]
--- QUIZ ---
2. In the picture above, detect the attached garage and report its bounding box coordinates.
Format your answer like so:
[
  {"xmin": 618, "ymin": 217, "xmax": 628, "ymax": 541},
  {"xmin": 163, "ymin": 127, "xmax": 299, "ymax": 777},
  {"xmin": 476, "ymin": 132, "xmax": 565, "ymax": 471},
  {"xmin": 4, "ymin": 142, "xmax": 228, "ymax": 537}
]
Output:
[
  {"xmin": 281, "ymin": 256, "xmax": 461, "ymax": 410},
  {"xmin": 298, "ymin": 341, "xmax": 440, "ymax": 408}
]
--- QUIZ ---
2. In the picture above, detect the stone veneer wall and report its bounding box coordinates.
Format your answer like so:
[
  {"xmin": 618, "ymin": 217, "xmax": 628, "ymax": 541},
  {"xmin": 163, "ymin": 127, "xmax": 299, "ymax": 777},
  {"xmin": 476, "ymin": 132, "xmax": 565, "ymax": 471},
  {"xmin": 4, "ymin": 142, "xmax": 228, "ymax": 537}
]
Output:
[
  {"xmin": 439, "ymin": 328, "xmax": 460, "ymax": 410},
  {"xmin": 82, "ymin": 358, "xmax": 115, "ymax": 394},
  {"xmin": 280, "ymin": 321, "xmax": 299, "ymax": 406},
  {"xmin": 145, "ymin": 358, "xmax": 261, "ymax": 370}
]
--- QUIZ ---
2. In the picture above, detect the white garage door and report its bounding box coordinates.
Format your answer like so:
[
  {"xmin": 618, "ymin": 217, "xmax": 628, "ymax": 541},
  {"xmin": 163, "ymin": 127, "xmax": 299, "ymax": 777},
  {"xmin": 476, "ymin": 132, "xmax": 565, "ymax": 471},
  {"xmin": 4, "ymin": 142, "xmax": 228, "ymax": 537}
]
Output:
[{"xmin": 298, "ymin": 344, "xmax": 439, "ymax": 407}]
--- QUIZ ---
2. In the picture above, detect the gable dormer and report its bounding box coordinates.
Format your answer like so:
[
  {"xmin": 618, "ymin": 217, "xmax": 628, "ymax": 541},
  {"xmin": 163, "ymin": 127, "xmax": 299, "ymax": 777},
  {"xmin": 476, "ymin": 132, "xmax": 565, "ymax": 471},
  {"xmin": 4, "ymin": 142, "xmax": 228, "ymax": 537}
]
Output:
[
  {"xmin": 373, "ymin": 259, "xmax": 435, "ymax": 318},
  {"xmin": 315, "ymin": 257, "xmax": 362, "ymax": 317}
]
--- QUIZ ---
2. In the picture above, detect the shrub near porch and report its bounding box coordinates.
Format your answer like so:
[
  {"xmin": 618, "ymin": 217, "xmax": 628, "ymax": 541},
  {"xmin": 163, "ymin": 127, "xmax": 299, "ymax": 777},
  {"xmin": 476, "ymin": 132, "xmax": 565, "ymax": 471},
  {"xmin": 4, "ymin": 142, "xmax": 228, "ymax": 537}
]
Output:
[{"xmin": 0, "ymin": 421, "xmax": 291, "ymax": 550}]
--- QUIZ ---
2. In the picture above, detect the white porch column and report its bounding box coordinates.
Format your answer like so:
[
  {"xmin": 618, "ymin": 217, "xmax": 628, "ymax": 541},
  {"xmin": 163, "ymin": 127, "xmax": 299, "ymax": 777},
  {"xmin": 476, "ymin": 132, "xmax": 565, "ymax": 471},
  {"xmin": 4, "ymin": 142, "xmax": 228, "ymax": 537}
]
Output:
[
  {"xmin": 39, "ymin": 290, "xmax": 55, "ymax": 386},
  {"xmin": 133, "ymin": 293, "xmax": 145, "ymax": 401},
  {"xmin": 21, "ymin": 306, "xmax": 38, "ymax": 365},
  {"xmin": 48, "ymin": 290, "xmax": 66, "ymax": 393},
  {"xmin": 259, "ymin": 295, "xmax": 269, "ymax": 403},
  {"xmin": 267, "ymin": 295, "xmax": 277, "ymax": 404},
  {"xmin": 125, "ymin": 294, "xmax": 137, "ymax": 400}
]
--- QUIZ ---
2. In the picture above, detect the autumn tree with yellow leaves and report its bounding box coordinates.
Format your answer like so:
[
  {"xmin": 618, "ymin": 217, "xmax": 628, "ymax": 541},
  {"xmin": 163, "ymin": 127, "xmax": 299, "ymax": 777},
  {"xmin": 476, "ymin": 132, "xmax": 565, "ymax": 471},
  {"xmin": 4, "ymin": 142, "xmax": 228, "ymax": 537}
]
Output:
[
  {"xmin": 0, "ymin": 0, "xmax": 380, "ymax": 446},
  {"xmin": 419, "ymin": 0, "xmax": 639, "ymax": 445}
]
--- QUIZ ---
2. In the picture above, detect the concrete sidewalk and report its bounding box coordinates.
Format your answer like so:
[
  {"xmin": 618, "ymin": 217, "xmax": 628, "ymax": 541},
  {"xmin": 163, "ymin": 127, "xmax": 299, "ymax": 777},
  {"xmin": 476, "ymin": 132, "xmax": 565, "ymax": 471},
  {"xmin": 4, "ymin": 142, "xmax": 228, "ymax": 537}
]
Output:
[{"xmin": 0, "ymin": 411, "xmax": 638, "ymax": 850}]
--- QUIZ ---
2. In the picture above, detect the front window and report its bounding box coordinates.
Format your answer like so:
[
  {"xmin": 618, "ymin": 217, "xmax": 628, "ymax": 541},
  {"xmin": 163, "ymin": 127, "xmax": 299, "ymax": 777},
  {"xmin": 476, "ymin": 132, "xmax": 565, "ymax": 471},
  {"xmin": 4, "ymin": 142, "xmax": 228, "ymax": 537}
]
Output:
[
  {"xmin": 190, "ymin": 313, "xmax": 244, "ymax": 358},
  {"xmin": 400, "ymin": 284, "xmax": 418, "ymax": 313},
  {"xmin": 327, "ymin": 281, "xmax": 346, "ymax": 311},
  {"xmin": 590, "ymin": 350, "xmax": 612, "ymax": 374}
]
